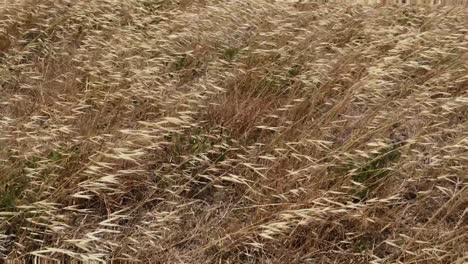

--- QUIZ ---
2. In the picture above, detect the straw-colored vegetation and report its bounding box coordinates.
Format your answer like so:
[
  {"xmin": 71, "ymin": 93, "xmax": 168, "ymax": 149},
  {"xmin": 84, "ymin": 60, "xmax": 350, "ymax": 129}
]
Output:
[{"xmin": 0, "ymin": 0, "xmax": 467, "ymax": 263}]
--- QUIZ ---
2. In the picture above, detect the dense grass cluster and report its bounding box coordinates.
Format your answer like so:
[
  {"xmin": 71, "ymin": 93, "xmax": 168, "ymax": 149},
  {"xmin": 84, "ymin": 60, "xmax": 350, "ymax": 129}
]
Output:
[{"xmin": 0, "ymin": 0, "xmax": 467, "ymax": 263}]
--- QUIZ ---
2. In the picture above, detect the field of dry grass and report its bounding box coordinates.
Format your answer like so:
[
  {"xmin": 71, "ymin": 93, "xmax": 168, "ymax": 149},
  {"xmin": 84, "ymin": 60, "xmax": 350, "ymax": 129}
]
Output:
[{"xmin": 0, "ymin": 0, "xmax": 467, "ymax": 263}]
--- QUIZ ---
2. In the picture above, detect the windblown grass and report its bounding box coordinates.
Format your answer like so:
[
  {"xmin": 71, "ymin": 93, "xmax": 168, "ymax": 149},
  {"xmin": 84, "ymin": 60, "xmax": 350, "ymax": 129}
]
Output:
[{"xmin": 0, "ymin": 0, "xmax": 467, "ymax": 263}]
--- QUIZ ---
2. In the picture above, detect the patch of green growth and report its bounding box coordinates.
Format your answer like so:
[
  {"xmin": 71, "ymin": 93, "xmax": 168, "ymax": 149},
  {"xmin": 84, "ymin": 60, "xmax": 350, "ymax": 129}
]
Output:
[
  {"xmin": 223, "ymin": 47, "xmax": 240, "ymax": 61},
  {"xmin": 260, "ymin": 74, "xmax": 289, "ymax": 96},
  {"xmin": 47, "ymin": 150, "xmax": 63, "ymax": 162},
  {"xmin": 163, "ymin": 127, "xmax": 231, "ymax": 164},
  {"xmin": 349, "ymin": 145, "xmax": 401, "ymax": 202},
  {"xmin": 287, "ymin": 64, "xmax": 301, "ymax": 78},
  {"xmin": 258, "ymin": 64, "xmax": 302, "ymax": 96},
  {"xmin": 214, "ymin": 146, "xmax": 228, "ymax": 163},
  {"xmin": 167, "ymin": 129, "xmax": 209, "ymax": 155},
  {"xmin": 141, "ymin": 0, "xmax": 165, "ymax": 12},
  {"xmin": 1, "ymin": 148, "xmax": 75, "ymax": 210},
  {"xmin": 23, "ymin": 155, "xmax": 41, "ymax": 169},
  {"xmin": 174, "ymin": 54, "xmax": 187, "ymax": 71},
  {"xmin": 0, "ymin": 172, "xmax": 28, "ymax": 211},
  {"xmin": 0, "ymin": 188, "xmax": 18, "ymax": 210},
  {"xmin": 354, "ymin": 237, "xmax": 373, "ymax": 253},
  {"xmin": 352, "ymin": 147, "xmax": 400, "ymax": 183},
  {"xmin": 1, "ymin": 155, "xmax": 46, "ymax": 210},
  {"xmin": 188, "ymin": 130, "xmax": 211, "ymax": 154}
]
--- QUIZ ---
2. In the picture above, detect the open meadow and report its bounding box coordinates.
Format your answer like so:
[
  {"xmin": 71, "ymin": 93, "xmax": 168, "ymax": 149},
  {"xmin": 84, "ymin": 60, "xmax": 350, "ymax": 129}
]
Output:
[{"xmin": 0, "ymin": 0, "xmax": 467, "ymax": 263}]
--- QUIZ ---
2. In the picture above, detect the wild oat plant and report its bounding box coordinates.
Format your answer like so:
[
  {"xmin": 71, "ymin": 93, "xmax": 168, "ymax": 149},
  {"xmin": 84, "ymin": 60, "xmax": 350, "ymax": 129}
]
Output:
[{"xmin": 0, "ymin": 0, "xmax": 467, "ymax": 263}]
